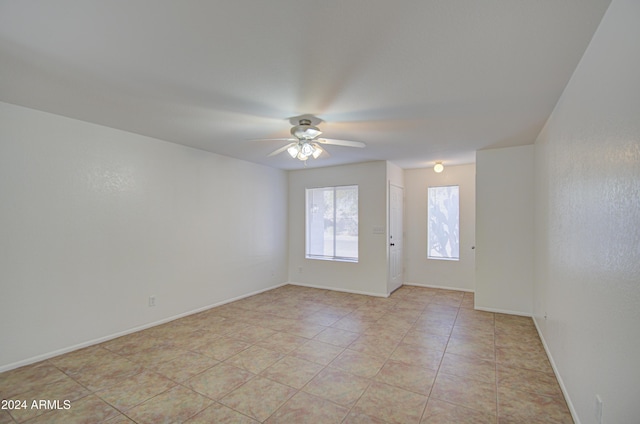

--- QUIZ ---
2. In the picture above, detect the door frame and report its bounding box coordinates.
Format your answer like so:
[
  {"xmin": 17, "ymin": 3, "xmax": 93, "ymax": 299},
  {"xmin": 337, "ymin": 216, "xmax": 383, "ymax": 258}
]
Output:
[{"xmin": 388, "ymin": 183, "xmax": 404, "ymax": 294}]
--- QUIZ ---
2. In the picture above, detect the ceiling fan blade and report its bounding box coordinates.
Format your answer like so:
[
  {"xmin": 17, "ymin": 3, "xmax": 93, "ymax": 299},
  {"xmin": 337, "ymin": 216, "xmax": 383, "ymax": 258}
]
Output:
[
  {"xmin": 267, "ymin": 143, "xmax": 296, "ymax": 157},
  {"xmin": 247, "ymin": 138, "xmax": 296, "ymax": 142},
  {"xmin": 317, "ymin": 138, "xmax": 366, "ymax": 148},
  {"xmin": 311, "ymin": 143, "xmax": 330, "ymax": 158}
]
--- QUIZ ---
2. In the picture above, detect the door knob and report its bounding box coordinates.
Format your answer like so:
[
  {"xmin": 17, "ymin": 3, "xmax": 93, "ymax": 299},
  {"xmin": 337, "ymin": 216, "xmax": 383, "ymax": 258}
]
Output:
[{"xmin": 390, "ymin": 243, "xmax": 395, "ymax": 246}]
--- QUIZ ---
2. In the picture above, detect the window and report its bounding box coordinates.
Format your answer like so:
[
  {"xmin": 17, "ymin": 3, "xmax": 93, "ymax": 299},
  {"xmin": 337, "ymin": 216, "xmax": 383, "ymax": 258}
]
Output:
[
  {"xmin": 428, "ymin": 185, "xmax": 459, "ymax": 260},
  {"xmin": 306, "ymin": 185, "xmax": 358, "ymax": 262}
]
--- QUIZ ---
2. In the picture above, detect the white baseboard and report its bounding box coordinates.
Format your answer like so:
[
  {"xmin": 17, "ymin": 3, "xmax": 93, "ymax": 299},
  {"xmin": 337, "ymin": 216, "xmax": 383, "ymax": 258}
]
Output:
[
  {"xmin": 403, "ymin": 282, "xmax": 474, "ymax": 293},
  {"xmin": 533, "ymin": 316, "xmax": 580, "ymax": 424},
  {"xmin": 474, "ymin": 306, "xmax": 532, "ymax": 317},
  {"xmin": 288, "ymin": 281, "xmax": 389, "ymax": 298},
  {"xmin": 0, "ymin": 282, "xmax": 288, "ymax": 373}
]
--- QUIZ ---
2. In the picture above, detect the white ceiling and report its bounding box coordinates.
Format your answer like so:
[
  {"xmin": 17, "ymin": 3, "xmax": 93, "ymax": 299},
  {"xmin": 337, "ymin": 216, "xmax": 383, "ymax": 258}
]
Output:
[{"xmin": 0, "ymin": 0, "xmax": 611, "ymax": 170}]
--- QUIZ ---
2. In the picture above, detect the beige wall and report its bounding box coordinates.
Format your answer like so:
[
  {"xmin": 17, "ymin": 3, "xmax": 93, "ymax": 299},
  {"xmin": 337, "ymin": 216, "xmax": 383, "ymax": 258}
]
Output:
[
  {"xmin": 404, "ymin": 164, "xmax": 476, "ymax": 291},
  {"xmin": 475, "ymin": 145, "xmax": 534, "ymax": 315},
  {"xmin": 0, "ymin": 102, "xmax": 289, "ymax": 371},
  {"xmin": 287, "ymin": 161, "xmax": 389, "ymax": 296},
  {"xmin": 532, "ymin": 0, "xmax": 640, "ymax": 421}
]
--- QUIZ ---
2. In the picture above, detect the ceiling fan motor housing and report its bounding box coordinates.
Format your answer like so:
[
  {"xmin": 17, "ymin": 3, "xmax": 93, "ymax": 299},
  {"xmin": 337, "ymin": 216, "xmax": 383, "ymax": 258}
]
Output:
[{"xmin": 291, "ymin": 119, "xmax": 322, "ymax": 140}]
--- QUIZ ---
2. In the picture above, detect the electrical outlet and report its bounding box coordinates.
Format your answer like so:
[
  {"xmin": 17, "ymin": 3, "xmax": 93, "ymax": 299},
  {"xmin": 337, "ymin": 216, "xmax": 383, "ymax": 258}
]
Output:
[
  {"xmin": 595, "ymin": 394, "xmax": 603, "ymax": 424},
  {"xmin": 148, "ymin": 296, "xmax": 156, "ymax": 307},
  {"xmin": 298, "ymin": 266, "xmax": 303, "ymax": 273}
]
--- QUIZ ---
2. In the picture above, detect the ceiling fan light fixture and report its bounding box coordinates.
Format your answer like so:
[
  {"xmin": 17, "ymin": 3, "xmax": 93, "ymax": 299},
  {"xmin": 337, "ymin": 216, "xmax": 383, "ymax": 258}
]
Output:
[
  {"xmin": 434, "ymin": 162, "xmax": 444, "ymax": 173},
  {"xmin": 301, "ymin": 142, "xmax": 314, "ymax": 157},
  {"xmin": 312, "ymin": 144, "xmax": 322, "ymax": 159},
  {"xmin": 287, "ymin": 144, "xmax": 300, "ymax": 158}
]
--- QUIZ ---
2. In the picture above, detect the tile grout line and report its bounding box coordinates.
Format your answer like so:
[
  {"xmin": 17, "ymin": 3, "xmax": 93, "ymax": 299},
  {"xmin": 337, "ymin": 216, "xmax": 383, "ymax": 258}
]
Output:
[{"xmin": 418, "ymin": 298, "xmax": 461, "ymax": 423}]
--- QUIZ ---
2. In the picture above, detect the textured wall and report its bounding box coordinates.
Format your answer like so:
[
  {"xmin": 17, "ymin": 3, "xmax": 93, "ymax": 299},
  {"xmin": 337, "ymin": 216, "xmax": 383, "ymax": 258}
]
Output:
[
  {"xmin": 288, "ymin": 161, "xmax": 389, "ymax": 296},
  {"xmin": 404, "ymin": 164, "xmax": 476, "ymax": 291},
  {"xmin": 475, "ymin": 146, "xmax": 534, "ymax": 315},
  {"xmin": 0, "ymin": 102, "xmax": 289, "ymax": 370},
  {"xmin": 532, "ymin": 0, "xmax": 640, "ymax": 422}
]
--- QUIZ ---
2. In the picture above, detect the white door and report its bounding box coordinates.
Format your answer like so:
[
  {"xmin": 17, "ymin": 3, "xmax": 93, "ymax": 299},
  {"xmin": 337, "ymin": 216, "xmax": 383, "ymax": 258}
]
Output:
[{"xmin": 388, "ymin": 184, "xmax": 404, "ymax": 293}]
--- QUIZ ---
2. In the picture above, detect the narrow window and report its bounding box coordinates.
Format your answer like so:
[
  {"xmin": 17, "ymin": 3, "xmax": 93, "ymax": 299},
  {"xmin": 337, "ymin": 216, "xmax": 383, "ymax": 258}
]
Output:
[
  {"xmin": 306, "ymin": 185, "xmax": 358, "ymax": 262},
  {"xmin": 428, "ymin": 185, "xmax": 459, "ymax": 260}
]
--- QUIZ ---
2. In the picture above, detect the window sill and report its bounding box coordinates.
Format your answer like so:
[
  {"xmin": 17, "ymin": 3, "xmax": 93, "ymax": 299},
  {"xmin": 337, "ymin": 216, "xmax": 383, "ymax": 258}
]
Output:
[{"xmin": 306, "ymin": 255, "xmax": 358, "ymax": 263}]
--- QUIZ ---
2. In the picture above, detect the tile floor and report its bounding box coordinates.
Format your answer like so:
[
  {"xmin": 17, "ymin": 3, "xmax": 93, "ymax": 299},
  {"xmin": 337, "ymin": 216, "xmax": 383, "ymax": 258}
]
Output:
[{"xmin": 0, "ymin": 285, "xmax": 573, "ymax": 423}]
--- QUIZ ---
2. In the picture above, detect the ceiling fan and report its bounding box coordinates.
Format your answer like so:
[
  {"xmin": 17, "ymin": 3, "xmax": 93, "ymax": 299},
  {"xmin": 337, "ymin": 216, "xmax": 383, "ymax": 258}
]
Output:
[{"xmin": 253, "ymin": 117, "xmax": 366, "ymax": 161}]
